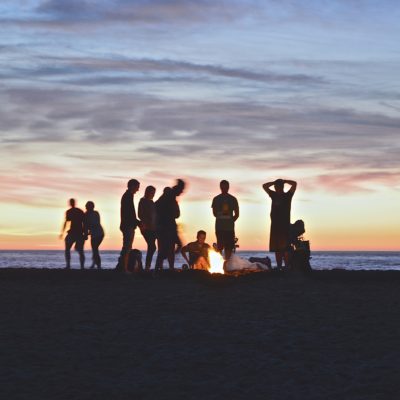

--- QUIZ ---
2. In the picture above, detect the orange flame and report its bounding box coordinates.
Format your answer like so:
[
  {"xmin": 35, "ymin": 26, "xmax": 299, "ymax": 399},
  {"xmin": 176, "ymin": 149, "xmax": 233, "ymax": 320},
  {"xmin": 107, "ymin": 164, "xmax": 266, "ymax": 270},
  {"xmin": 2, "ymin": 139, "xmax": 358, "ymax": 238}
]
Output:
[{"xmin": 208, "ymin": 250, "xmax": 225, "ymax": 274}]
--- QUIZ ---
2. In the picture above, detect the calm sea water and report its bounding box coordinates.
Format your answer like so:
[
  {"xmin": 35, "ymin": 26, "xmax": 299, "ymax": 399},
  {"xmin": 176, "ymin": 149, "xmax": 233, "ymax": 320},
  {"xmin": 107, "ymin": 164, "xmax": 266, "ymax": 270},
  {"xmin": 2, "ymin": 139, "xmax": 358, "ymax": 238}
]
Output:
[{"xmin": 0, "ymin": 250, "xmax": 399, "ymax": 270}]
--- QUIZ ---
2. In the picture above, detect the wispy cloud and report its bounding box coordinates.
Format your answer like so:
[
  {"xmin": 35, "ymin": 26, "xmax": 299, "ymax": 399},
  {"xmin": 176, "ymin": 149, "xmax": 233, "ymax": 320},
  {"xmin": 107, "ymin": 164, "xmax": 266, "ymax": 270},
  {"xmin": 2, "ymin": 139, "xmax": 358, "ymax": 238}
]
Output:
[
  {"xmin": 310, "ymin": 171, "xmax": 400, "ymax": 194},
  {"xmin": 1, "ymin": 56, "xmax": 327, "ymax": 87}
]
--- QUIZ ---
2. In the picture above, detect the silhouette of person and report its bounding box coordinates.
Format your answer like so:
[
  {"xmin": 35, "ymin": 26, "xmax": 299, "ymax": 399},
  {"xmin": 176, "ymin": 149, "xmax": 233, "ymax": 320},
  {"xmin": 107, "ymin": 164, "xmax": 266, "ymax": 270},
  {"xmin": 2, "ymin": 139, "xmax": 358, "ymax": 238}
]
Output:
[
  {"xmin": 211, "ymin": 180, "xmax": 239, "ymax": 262},
  {"xmin": 85, "ymin": 201, "xmax": 104, "ymax": 269},
  {"xmin": 155, "ymin": 179, "xmax": 185, "ymax": 270},
  {"xmin": 117, "ymin": 179, "xmax": 141, "ymax": 273},
  {"xmin": 181, "ymin": 230, "xmax": 210, "ymax": 270},
  {"xmin": 263, "ymin": 179, "xmax": 297, "ymax": 269},
  {"xmin": 60, "ymin": 198, "xmax": 87, "ymax": 269},
  {"xmin": 138, "ymin": 185, "xmax": 157, "ymax": 270}
]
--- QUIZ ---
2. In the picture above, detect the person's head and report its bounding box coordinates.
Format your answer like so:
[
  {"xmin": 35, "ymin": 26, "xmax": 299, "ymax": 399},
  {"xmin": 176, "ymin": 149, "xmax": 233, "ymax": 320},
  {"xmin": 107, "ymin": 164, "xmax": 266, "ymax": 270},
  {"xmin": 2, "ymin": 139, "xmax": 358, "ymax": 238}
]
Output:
[
  {"xmin": 144, "ymin": 185, "xmax": 156, "ymax": 200},
  {"xmin": 274, "ymin": 179, "xmax": 284, "ymax": 194},
  {"xmin": 127, "ymin": 179, "xmax": 140, "ymax": 194},
  {"xmin": 85, "ymin": 201, "xmax": 95, "ymax": 212},
  {"xmin": 197, "ymin": 230, "xmax": 206, "ymax": 244},
  {"xmin": 69, "ymin": 198, "xmax": 76, "ymax": 207},
  {"xmin": 220, "ymin": 180, "xmax": 229, "ymax": 194}
]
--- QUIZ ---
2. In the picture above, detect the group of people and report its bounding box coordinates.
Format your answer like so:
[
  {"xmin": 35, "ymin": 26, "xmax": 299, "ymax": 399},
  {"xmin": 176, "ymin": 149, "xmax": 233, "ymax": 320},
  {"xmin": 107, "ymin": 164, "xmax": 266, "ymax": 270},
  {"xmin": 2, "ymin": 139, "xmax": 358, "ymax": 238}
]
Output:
[
  {"xmin": 60, "ymin": 177, "xmax": 297, "ymax": 271},
  {"xmin": 59, "ymin": 199, "xmax": 104, "ymax": 269}
]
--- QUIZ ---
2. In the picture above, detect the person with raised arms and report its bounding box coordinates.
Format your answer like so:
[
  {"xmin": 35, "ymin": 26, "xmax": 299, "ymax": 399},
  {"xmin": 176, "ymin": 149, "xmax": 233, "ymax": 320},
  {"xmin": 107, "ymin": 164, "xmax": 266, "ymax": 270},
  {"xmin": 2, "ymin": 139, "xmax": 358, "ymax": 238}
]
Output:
[{"xmin": 263, "ymin": 179, "xmax": 297, "ymax": 270}]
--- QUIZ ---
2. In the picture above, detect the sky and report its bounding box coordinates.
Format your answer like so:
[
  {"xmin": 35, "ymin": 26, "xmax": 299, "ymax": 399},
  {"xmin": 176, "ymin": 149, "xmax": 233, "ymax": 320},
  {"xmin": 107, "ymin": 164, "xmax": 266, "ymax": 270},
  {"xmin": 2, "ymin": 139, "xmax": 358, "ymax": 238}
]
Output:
[{"xmin": 0, "ymin": 0, "xmax": 399, "ymax": 251}]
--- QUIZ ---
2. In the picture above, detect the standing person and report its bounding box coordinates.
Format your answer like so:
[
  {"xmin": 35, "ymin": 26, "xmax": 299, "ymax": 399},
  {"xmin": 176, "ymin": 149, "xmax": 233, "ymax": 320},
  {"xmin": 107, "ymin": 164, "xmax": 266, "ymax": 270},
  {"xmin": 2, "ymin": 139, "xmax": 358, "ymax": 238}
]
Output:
[
  {"xmin": 181, "ymin": 230, "xmax": 210, "ymax": 270},
  {"xmin": 85, "ymin": 201, "xmax": 105, "ymax": 269},
  {"xmin": 155, "ymin": 179, "xmax": 185, "ymax": 270},
  {"xmin": 138, "ymin": 185, "xmax": 157, "ymax": 270},
  {"xmin": 117, "ymin": 179, "xmax": 141, "ymax": 273},
  {"xmin": 263, "ymin": 179, "xmax": 297, "ymax": 269},
  {"xmin": 211, "ymin": 180, "xmax": 239, "ymax": 262},
  {"xmin": 60, "ymin": 198, "xmax": 87, "ymax": 269}
]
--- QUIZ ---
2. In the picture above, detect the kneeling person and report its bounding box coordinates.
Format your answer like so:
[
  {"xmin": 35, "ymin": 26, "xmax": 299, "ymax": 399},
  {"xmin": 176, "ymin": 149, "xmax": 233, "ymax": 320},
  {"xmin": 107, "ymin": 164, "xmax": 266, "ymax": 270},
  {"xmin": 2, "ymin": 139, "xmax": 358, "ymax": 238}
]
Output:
[{"xmin": 181, "ymin": 230, "xmax": 210, "ymax": 270}]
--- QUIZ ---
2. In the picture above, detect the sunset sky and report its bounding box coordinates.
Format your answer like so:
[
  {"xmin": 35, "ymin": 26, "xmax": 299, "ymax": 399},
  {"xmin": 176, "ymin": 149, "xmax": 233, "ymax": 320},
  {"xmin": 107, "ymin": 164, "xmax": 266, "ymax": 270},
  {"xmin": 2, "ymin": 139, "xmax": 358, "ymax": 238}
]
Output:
[{"xmin": 0, "ymin": 0, "xmax": 399, "ymax": 251}]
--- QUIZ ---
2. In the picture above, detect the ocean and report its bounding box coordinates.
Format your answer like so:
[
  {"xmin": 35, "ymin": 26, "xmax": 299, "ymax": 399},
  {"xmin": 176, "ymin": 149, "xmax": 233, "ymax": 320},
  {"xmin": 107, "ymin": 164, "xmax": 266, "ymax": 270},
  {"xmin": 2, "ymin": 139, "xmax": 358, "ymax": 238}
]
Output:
[{"xmin": 1, "ymin": 250, "xmax": 400, "ymax": 270}]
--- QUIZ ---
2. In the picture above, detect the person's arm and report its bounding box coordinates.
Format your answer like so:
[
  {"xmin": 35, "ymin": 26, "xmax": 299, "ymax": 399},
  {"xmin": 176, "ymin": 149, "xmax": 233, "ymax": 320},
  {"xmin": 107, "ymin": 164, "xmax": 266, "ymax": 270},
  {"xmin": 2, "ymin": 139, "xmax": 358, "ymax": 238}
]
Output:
[
  {"xmin": 138, "ymin": 199, "xmax": 147, "ymax": 230},
  {"xmin": 83, "ymin": 212, "xmax": 89, "ymax": 240},
  {"xmin": 285, "ymin": 180, "xmax": 297, "ymax": 194},
  {"xmin": 175, "ymin": 201, "xmax": 180, "ymax": 219},
  {"xmin": 262, "ymin": 181, "xmax": 275, "ymax": 196},
  {"xmin": 233, "ymin": 198, "xmax": 239, "ymax": 222},
  {"xmin": 180, "ymin": 245, "xmax": 190, "ymax": 265},
  {"xmin": 59, "ymin": 214, "xmax": 67, "ymax": 239},
  {"xmin": 211, "ymin": 198, "xmax": 219, "ymax": 218}
]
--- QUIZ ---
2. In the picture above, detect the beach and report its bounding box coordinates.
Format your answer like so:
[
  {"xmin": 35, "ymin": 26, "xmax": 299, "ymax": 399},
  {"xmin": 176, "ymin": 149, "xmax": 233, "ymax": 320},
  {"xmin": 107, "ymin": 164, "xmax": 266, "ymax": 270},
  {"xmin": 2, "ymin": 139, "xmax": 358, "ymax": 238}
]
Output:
[{"xmin": 1, "ymin": 269, "xmax": 399, "ymax": 399}]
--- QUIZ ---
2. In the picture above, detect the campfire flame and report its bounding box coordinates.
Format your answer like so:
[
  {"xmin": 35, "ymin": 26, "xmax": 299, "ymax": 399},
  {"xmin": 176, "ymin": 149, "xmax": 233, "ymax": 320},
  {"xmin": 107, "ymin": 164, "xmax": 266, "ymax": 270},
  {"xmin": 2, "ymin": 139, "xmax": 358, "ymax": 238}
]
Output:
[{"xmin": 208, "ymin": 250, "xmax": 225, "ymax": 274}]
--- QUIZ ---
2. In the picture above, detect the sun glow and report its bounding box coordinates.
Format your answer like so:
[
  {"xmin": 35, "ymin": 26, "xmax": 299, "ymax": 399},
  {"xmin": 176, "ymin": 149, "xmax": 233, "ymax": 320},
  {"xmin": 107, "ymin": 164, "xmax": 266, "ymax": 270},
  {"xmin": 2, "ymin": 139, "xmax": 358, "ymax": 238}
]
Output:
[{"xmin": 208, "ymin": 250, "xmax": 225, "ymax": 274}]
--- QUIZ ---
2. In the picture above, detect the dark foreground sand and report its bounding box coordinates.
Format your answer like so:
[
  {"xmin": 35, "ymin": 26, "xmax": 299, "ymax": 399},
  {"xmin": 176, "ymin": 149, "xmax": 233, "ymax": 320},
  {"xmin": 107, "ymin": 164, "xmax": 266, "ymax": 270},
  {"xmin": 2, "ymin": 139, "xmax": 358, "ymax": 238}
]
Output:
[{"xmin": 1, "ymin": 268, "xmax": 400, "ymax": 400}]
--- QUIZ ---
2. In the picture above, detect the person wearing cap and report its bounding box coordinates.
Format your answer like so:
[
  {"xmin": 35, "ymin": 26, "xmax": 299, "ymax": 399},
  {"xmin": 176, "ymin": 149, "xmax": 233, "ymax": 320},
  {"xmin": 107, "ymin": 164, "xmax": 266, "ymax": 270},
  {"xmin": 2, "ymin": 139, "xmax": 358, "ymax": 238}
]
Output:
[
  {"xmin": 117, "ymin": 179, "xmax": 141, "ymax": 272},
  {"xmin": 263, "ymin": 179, "xmax": 297, "ymax": 269}
]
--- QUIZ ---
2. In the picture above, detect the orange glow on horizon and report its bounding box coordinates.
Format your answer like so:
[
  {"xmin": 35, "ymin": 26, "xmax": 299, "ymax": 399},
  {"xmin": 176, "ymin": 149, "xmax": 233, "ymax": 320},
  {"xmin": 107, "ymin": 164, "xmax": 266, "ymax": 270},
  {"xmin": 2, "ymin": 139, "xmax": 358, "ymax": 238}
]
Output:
[{"xmin": 0, "ymin": 189, "xmax": 399, "ymax": 252}]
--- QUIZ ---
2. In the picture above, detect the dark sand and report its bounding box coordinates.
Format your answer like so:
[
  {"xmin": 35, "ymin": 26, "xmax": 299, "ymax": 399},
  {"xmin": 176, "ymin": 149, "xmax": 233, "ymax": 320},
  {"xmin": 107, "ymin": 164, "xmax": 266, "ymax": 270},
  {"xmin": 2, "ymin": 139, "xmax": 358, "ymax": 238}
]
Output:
[{"xmin": 1, "ymin": 268, "xmax": 400, "ymax": 400}]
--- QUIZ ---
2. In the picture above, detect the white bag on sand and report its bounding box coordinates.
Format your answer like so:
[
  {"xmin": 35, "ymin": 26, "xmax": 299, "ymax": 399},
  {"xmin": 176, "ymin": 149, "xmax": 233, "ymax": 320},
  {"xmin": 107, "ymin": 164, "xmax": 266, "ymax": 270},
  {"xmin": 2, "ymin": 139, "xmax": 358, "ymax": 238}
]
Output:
[{"xmin": 225, "ymin": 254, "xmax": 270, "ymax": 272}]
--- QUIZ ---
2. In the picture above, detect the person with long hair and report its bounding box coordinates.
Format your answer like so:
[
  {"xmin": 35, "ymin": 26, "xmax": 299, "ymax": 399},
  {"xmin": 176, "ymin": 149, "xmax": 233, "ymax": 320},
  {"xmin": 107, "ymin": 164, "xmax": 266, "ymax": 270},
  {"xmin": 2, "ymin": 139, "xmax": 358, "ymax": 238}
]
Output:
[
  {"xmin": 138, "ymin": 185, "xmax": 157, "ymax": 270},
  {"xmin": 85, "ymin": 201, "xmax": 105, "ymax": 269},
  {"xmin": 263, "ymin": 179, "xmax": 297, "ymax": 269}
]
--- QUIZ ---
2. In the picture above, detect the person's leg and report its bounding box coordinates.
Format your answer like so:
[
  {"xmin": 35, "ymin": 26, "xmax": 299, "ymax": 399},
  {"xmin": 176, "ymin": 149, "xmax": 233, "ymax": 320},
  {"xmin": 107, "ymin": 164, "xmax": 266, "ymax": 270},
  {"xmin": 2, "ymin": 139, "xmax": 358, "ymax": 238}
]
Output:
[
  {"xmin": 143, "ymin": 230, "xmax": 157, "ymax": 270},
  {"xmin": 167, "ymin": 232, "xmax": 175, "ymax": 270},
  {"xmin": 155, "ymin": 231, "xmax": 166, "ymax": 270},
  {"xmin": 223, "ymin": 231, "xmax": 235, "ymax": 261},
  {"xmin": 275, "ymin": 252, "xmax": 283, "ymax": 268},
  {"xmin": 92, "ymin": 236, "xmax": 103, "ymax": 268},
  {"xmin": 194, "ymin": 256, "xmax": 209, "ymax": 271},
  {"xmin": 75, "ymin": 236, "xmax": 85, "ymax": 269},
  {"xmin": 90, "ymin": 237, "xmax": 96, "ymax": 268},
  {"xmin": 216, "ymin": 230, "xmax": 224, "ymax": 253},
  {"xmin": 118, "ymin": 228, "xmax": 135, "ymax": 272},
  {"xmin": 64, "ymin": 234, "xmax": 74, "ymax": 269},
  {"xmin": 283, "ymin": 251, "xmax": 290, "ymax": 269}
]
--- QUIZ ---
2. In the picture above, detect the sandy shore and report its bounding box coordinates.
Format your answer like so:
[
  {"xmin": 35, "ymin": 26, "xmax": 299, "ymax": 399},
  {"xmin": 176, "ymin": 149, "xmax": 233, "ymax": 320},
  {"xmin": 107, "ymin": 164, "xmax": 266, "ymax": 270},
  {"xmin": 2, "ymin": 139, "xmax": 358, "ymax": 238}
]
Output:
[{"xmin": 1, "ymin": 268, "xmax": 400, "ymax": 399}]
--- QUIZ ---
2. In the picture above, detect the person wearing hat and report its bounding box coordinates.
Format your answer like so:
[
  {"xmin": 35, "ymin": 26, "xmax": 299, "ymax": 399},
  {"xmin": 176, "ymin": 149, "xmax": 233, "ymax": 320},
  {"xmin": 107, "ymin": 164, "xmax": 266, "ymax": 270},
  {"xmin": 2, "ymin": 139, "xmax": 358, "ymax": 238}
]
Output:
[{"xmin": 263, "ymin": 179, "xmax": 297, "ymax": 269}]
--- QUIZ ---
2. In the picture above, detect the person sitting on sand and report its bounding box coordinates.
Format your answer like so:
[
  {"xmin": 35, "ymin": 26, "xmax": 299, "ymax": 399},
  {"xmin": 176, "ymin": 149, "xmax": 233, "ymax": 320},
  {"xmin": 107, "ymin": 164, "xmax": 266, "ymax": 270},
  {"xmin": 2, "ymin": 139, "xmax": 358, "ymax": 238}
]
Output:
[
  {"xmin": 181, "ymin": 230, "xmax": 211, "ymax": 270},
  {"xmin": 60, "ymin": 198, "xmax": 87, "ymax": 269},
  {"xmin": 85, "ymin": 201, "xmax": 104, "ymax": 269},
  {"xmin": 263, "ymin": 179, "xmax": 297, "ymax": 269}
]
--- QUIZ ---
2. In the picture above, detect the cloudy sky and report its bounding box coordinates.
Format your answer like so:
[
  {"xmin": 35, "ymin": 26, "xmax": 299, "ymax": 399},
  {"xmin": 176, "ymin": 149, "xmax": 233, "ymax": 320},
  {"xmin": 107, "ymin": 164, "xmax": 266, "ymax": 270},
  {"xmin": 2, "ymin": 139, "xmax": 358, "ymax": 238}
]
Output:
[{"xmin": 1, "ymin": 0, "xmax": 399, "ymax": 250}]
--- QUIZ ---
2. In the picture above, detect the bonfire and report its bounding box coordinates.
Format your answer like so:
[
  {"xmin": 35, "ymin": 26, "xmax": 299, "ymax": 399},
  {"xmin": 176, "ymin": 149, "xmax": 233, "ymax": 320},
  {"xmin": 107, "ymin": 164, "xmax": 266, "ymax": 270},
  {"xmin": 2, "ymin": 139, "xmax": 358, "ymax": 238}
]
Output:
[{"xmin": 207, "ymin": 250, "xmax": 225, "ymax": 274}]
